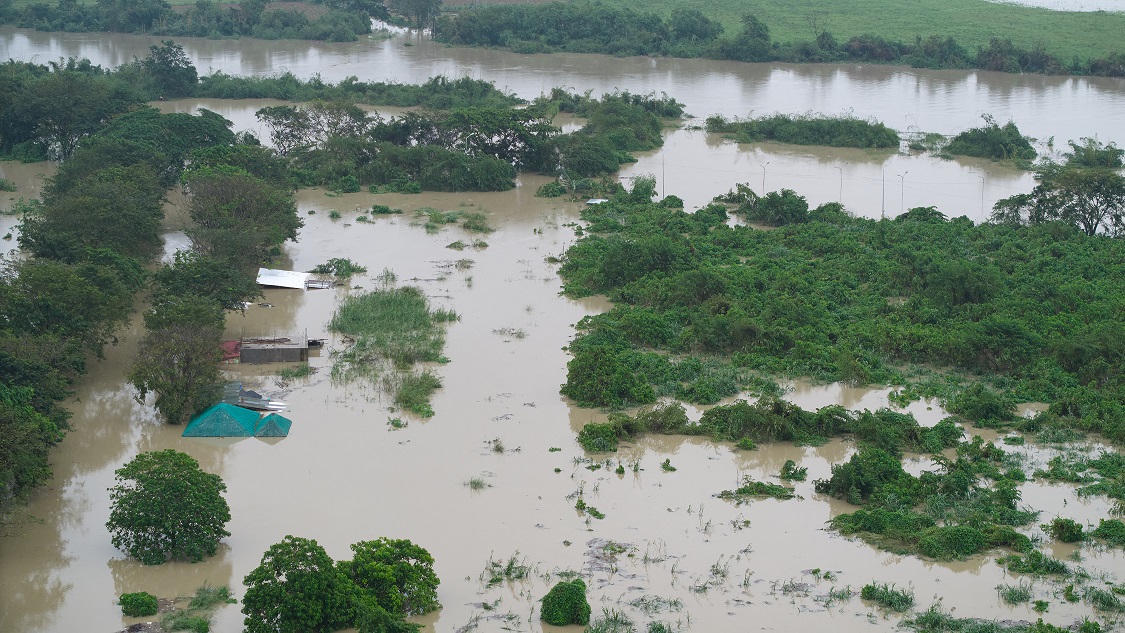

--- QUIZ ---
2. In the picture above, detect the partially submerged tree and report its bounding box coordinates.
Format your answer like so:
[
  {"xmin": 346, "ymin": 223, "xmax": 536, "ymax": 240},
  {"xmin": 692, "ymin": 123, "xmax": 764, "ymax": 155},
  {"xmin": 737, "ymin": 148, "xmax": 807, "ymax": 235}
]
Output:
[
  {"xmin": 106, "ymin": 450, "xmax": 231, "ymax": 565},
  {"xmin": 991, "ymin": 138, "xmax": 1125, "ymax": 235},
  {"xmin": 342, "ymin": 538, "xmax": 441, "ymax": 616},
  {"xmin": 127, "ymin": 294, "xmax": 224, "ymax": 425},
  {"xmin": 243, "ymin": 535, "xmax": 435, "ymax": 633}
]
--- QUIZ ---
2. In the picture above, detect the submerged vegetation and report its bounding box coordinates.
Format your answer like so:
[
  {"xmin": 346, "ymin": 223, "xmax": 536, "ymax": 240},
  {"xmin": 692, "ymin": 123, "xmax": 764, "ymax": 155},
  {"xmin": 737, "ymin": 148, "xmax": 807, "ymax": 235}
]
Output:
[
  {"xmin": 706, "ymin": 113, "xmax": 900, "ymax": 149},
  {"xmin": 328, "ymin": 286, "xmax": 456, "ymax": 416},
  {"xmin": 559, "ymin": 181, "xmax": 1125, "ymax": 576},
  {"xmin": 559, "ymin": 190, "xmax": 1125, "ymax": 430}
]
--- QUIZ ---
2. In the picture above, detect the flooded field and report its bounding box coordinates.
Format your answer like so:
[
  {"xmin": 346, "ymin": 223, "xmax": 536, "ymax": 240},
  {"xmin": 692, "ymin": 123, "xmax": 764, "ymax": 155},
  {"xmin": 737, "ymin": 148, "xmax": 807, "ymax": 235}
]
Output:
[
  {"xmin": 1, "ymin": 176, "xmax": 1123, "ymax": 633},
  {"xmin": 1, "ymin": 24, "xmax": 1125, "ymax": 633}
]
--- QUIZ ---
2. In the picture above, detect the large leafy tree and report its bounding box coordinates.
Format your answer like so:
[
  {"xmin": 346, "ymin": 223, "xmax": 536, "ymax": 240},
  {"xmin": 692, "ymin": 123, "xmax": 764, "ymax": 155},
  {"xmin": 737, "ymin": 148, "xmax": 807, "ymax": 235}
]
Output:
[
  {"xmin": 242, "ymin": 536, "xmax": 357, "ymax": 633},
  {"xmin": 128, "ymin": 295, "xmax": 225, "ymax": 425},
  {"xmin": 18, "ymin": 163, "xmax": 166, "ymax": 262},
  {"xmin": 388, "ymin": 0, "xmax": 440, "ymax": 28},
  {"xmin": 0, "ymin": 384, "xmax": 63, "ymax": 512},
  {"xmin": 184, "ymin": 166, "xmax": 302, "ymax": 270},
  {"xmin": 342, "ymin": 538, "xmax": 440, "ymax": 616},
  {"xmin": 992, "ymin": 138, "xmax": 1125, "ymax": 236},
  {"xmin": 106, "ymin": 450, "xmax": 231, "ymax": 565},
  {"xmin": 140, "ymin": 40, "xmax": 198, "ymax": 98}
]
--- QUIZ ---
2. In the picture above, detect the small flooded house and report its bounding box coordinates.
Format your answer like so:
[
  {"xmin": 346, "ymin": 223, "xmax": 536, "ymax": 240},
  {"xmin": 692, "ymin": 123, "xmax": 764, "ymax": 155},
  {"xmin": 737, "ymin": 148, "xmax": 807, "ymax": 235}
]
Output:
[
  {"xmin": 239, "ymin": 334, "xmax": 310, "ymax": 364},
  {"xmin": 183, "ymin": 403, "xmax": 261, "ymax": 437},
  {"xmin": 254, "ymin": 413, "xmax": 292, "ymax": 437}
]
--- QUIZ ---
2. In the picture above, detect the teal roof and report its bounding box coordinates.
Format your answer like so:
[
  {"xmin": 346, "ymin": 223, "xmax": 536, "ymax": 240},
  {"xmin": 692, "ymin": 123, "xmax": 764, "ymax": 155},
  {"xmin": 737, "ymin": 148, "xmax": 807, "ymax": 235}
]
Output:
[
  {"xmin": 255, "ymin": 413, "xmax": 292, "ymax": 437},
  {"xmin": 184, "ymin": 403, "xmax": 261, "ymax": 437}
]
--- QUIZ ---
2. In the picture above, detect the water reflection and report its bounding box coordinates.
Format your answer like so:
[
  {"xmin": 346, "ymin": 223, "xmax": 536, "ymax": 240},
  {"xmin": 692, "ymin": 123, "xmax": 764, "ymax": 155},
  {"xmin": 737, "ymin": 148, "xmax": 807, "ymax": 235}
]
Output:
[{"xmin": 3, "ymin": 26, "xmax": 1123, "ymax": 147}]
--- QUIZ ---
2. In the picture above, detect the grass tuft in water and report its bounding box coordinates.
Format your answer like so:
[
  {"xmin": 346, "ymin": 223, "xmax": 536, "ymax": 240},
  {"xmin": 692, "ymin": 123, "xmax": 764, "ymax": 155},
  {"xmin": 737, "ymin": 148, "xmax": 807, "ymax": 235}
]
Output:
[
  {"xmin": 481, "ymin": 552, "xmax": 531, "ymax": 586},
  {"xmin": 860, "ymin": 582, "xmax": 914, "ymax": 612},
  {"xmin": 277, "ymin": 364, "xmax": 313, "ymax": 380},
  {"xmin": 996, "ymin": 580, "xmax": 1032, "ymax": 604},
  {"xmin": 187, "ymin": 583, "xmax": 234, "ymax": 610}
]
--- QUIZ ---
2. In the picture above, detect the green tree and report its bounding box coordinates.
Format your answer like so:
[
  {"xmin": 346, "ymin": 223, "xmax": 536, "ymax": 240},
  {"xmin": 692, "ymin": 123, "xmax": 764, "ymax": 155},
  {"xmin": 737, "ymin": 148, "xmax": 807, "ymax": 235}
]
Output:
[
  {"xmin": 184, "ymin": 167, "xmax": 302, "ymax": 270},
  {"xmin": 106, "ymin": 450, "xmax": 231, "ymax": 565},
  {"xmin": 992, "ymin": 139, "xmax": 1125, "ymax": 235},
  {"xmin": 0, "ymin": 384, "xmax": 63, "ymax": 512},
  {"xmin": 18, "ymin": 163, "xmax": 165, "ymax": 262},
  {"xmin": 127, "ymin": 296, "xmax": 224, "ymax": 425},
  {"xmin": 0, "ymin": 254, "xmax": 143, "ymax": 354},
  {"xmin": 242, "ymin": 536, "xmax": 356, "ymax": 633},
  {"xmin": 152, "ymin": 250, "xmax": 262, "ymax": 311},
  {"xmin": 342, "ymin": 538, "xmax": 440, "ymax": 616},
  {"xmin": 388, "ymin": 0, "xmax": 440, "ymax": 28},
  {"xmin": 141, "ymin": 40, "xmax": 198, "ymax": 98},
  {"xmin": 746, "ymin": 188, "xmax": 809, "ymax": 225}
]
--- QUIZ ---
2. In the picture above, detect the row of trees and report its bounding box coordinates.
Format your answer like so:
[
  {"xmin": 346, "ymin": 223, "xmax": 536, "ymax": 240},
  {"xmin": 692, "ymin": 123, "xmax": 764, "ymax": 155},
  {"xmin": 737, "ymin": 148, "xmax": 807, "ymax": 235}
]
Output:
[
  {"xmin": 434, "ymin": 3, "xmax": 1125, "ymax": 78},
  {"xmin": 0, "ymin": 0, "xmax": 377, "ymax": 42},
  {"xmin": 0, "ymin": 48, "xmax": 212, "ymax": 512},
  {"xmin": 0, "ymin": 44, "xmax": 302, "ymax": 515},
  {"xmin": 252, "ymin": 89, "xmax": 681, "ymax": 191}
]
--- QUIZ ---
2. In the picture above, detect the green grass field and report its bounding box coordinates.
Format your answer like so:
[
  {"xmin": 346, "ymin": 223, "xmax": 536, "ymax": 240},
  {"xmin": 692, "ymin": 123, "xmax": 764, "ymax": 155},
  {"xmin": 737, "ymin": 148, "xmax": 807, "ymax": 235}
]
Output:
[
  {"xmin": 6, "ymin": 0, "xmax": 1123, "ymax": 62},
  {"xmin": 591, "ymin": 0, "xmax": 1124, "ymax": 62}
]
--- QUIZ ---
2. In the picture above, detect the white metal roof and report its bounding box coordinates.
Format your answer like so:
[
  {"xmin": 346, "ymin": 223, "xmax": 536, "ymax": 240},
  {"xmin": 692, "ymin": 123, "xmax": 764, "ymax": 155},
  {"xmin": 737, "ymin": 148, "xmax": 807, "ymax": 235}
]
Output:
[{"xmin": 256, "ymin": 268, "xmax": 311, "ymax": 289}]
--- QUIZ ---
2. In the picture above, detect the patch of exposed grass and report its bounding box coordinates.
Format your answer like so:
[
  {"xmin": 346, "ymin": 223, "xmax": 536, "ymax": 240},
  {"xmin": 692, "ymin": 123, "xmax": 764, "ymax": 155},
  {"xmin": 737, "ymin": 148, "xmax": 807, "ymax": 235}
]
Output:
[
  {"xmin": 390, "ymin": 370, "xmax": 442, "ymax": 417},
  {"xmin": 162, "ymin": 611, "xmax": 210, "ymax": 633},
  {"xmin": 594, "ymin": 0, "xmax": 1125, "ymax": 62},
  {"xmin": 329, "ymin": 286, "xmax": 454, "ymax": 414},
  {"xmin": 996, "ymin": 581, "xmax": 1033, "ymax": 605},
  {"xmin": 1085, "ymin": 586, "xmax": 1125, "ymax": 612},
  {"xmin": 861, "ymin": 582, "xmax": 914, "ymax": 612},
  {"xmin": 780, "ymin": 459, "xmax": 807, "ymax": 481},
  {"xmin": 277, "ymin": 364, "xmax": 313, "ymax": 380},
  {"xmin": 716, "ymin": 477, "xmax": 796, "ymax": 504},
  {"xmin": 309, "ymin": 257, "xmax": 367, "ymax": 278},
  {"xmin": 481, "ymin": 552, "xmax": 531, "ymax": 586},
  {"xmin": 997, "ymin": 551, "xmax": 1069, "ymax": 576},
  {"xmin": 330, "ymin": 287, "xmax": 451, "ymax": 370},
  {"xmin": 187, "ymin": 583, "xmax": 234, "ymax": 610},
  {"xmin": 461, "ymin": 212, "xmax": 494, "ymax": 233}
]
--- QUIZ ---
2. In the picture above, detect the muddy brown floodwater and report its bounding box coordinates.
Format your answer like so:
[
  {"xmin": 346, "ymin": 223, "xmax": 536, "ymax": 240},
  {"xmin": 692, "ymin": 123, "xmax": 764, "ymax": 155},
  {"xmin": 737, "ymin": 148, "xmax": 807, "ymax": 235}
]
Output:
[{"xmin": 2, "ymin": 24, "xmax": 1125, "ymax": 633}]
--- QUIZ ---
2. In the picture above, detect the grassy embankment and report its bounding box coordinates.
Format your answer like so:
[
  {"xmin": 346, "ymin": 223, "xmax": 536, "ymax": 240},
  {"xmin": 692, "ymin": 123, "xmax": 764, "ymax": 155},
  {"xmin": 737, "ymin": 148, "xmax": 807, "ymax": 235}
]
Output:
[{"xmin": 484, "ymin": 0, "xmax": 1125, "ymax": 65}]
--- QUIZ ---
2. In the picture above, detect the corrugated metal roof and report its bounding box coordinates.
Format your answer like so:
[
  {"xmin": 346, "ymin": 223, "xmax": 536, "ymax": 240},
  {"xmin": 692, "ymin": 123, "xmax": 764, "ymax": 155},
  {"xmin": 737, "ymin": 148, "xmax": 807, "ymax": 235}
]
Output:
[
  {"xmin": 183, "ymin": 403, "xmax": 261, "ymax": 437},
  {"xmin": 257, "ymin": 268, "xmax": 310, "ymax": 289},
  {"xmin": 255, "ymin": 413, "xmax": 292, "ymax": 437}
]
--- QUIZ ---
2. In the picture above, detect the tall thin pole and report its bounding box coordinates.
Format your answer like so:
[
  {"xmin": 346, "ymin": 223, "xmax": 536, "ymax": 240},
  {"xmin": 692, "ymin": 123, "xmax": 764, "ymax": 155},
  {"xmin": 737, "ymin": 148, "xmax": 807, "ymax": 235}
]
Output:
[
  {"xmin": 881, "ymin": 168, "xmax": 886, "ymax": 218},
  {"xmin": 977, "ymin": 173, "xmax": 985, "ymax": 215},
  {"xmin": 835, "ymin": 165, "xmax": 843, "ymax": 203},
  {"xmin": 898, "ymin": 171, "xmax": 909, "ymax": 213},
  {"xmin": 760, "ymin": 162, "xmax": 769, "ymax": 196}
]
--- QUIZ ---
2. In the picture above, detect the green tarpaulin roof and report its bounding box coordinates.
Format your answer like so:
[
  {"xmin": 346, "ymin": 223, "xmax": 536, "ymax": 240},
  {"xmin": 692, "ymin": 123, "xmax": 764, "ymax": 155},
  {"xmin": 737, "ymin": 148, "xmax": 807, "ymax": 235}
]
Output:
[
  {"xmin": 255, "ymin": 413, "xmax": 292, "ymax": 437},
  {"xmin": 183, "ymin": 403, "xmax": 261, "ymax": 437}
]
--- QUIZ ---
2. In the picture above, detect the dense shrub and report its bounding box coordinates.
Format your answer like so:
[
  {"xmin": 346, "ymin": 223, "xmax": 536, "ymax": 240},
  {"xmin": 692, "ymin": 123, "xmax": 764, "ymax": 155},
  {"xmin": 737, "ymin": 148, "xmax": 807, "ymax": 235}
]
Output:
[
  {"xmin": 706, "ymin": 113, "xmax": 900, "ymax": 149},
  {"xmin": 120, "ymin": 592, "xmax": 159, "ymax": 617},
  {"xmin": 946, "ymin": 115, "xmax": 1036, "ymax": 160},
  {"xmin": 540, "ymin": 579, "xmax": 591, "ymax": 626}
]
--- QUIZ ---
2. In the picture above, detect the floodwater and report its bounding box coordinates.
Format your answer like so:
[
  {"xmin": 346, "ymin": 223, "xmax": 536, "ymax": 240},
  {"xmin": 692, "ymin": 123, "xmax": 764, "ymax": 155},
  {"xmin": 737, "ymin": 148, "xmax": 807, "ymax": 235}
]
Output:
[
  {"xmin": 4, "ymin": 25, "xmax": 1125, "ymax": 215},
  {"xmin": 1, "ymin": 26, "xmax": 1125, "ymax": 633}
]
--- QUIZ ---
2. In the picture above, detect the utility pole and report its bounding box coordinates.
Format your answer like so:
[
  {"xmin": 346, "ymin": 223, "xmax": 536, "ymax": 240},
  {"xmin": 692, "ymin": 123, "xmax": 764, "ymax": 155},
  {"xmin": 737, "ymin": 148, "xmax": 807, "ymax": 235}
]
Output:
[
  {"xmin": 898, "ymin": 171, "xmax": 909, "ymax": 214},
  {"xmin": 760, "ymin": 161, "xmax": 769, "ymax": 196},
  {"xmin": 881, "ymin": 168, "xmax": 886, "ymax": 218}
]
